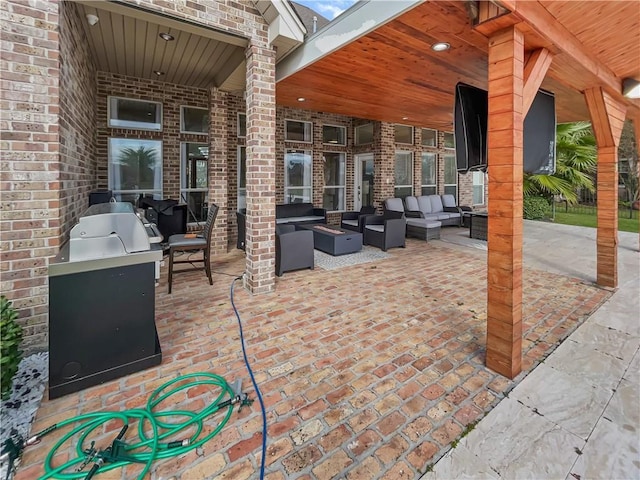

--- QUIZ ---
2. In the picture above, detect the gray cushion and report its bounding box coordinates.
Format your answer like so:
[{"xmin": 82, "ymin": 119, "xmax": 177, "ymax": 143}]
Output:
[
  {"xmin": 404, "ymin": 196, "xmax": 419, "ymax": 211},
  {"xmin": 384, "ymin": 198, "xmax": 404, "ymax": 212},
  {"xmin": 276, "ymin": 215, "xmax": 325, "ymax": 224},
  {"xmin": 169, "ymin": 234, "xmax": 206, "ymax": 248},
  {"xmin": 441, "ymin": 194, "xmax": 457, "ymax": 208},
  {"xmin": 364, "ymin": 224, "xmax": 385, "ymax": 233},
  {"xmin": 406, "ymin": 218, "xmax": 441, "ymax": 228},
  {"xmin": 341, "ymin": 219, "xmax": 359, "ymax": 227},
  {"xmin": 429, "ymin": 195, "xmax": 444, "ymax": 214},
  {"xmin": 417, "ymin": 196, "xmax": 432, "ymax": 214}
]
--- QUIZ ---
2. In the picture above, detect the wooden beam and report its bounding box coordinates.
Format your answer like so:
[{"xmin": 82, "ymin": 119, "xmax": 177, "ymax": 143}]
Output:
[
  {"xmin": 522, "ymin": 48, "xmax": 552, "ymax": 114},
  {"xmin": 486, "ymin": 26, "xmax": 524, "ymax": 379},
  {"xmin": 497, "ymin": 0, "xmax": 622, "ymax": 98},
  {"xmin": 584, "ymin": 87, "xmax": 627, "ymax": 288}
]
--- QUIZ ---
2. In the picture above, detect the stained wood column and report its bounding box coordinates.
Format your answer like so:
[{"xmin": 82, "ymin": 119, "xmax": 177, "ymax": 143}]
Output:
[
  {"xmin": 634, "ymin": 118, "xmax": 640, "ymax": 251},
  {"xmin": 584, "ymin": 88, "xmax": 626, "ymax": 288},
  {"xmin": 486, "ymin": 26, "xmax": 525, "ymax": 379}
]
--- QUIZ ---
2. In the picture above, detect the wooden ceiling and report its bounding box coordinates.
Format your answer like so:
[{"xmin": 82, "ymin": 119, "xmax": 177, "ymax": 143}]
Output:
[{"xmin": 277, "ymin": 0, "xmax": 640, "ymax": 130}]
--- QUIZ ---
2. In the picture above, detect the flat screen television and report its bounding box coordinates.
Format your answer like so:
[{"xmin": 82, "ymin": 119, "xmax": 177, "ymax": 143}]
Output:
[
  {"xmin": 453, "ymin": 82, "xmax": 556, "ymax": 175},
  {"xmin": 454, "ymin": 83, "xmax": 488, "ymax": 173}
]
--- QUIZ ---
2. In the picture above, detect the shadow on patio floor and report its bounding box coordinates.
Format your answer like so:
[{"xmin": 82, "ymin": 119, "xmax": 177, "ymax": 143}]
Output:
[{"xmin": 17, "ymin": 236, "xmax": 610, "ymax": 480}]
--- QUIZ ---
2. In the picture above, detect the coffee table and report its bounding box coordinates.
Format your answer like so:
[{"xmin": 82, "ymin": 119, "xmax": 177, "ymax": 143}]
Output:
[
  {"xmin": 297, "ymin": 224, "xmax": 363, "ymax": 256},
  {"xmin": 467, "ymin": 212, "xmax": 488, "ymax": 240}
]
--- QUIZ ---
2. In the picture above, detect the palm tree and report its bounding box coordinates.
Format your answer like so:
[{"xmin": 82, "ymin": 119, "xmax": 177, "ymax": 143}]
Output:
[
  {"xmin": 117, "ymin": 146, "xmax": 159, "ymax": 190},
  {"xmin": 523, "ymin": 121, "xmax": 597, "ymax": 203}
]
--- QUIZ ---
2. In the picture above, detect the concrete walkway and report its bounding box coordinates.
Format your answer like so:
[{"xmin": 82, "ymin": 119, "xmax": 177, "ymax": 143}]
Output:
[{"xmin": 424, "ymin": 221, "xmax": 640, "ymax": 479}]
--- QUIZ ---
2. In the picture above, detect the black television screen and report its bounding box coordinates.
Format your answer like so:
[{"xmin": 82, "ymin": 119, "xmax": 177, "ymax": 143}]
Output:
[
  {"xmin": 453, "ymin": 83, "xmax": 556, "ymax": 175},
  {"xmin": 454, "ymin": 82, "xmax": 488, "ymax": 173},
  {"xmin": 523, "ymin": 89, "xmax": 556, "ymax": 175}
]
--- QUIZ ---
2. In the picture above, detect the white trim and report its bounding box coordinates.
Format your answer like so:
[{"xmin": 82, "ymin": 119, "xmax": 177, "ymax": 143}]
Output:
[
  {"xmin": 285, "ymin": 118, "xmax": 313, "ymax": 143},
  {"xmin": 322, "ymin": 124, "xmax": 347, "ymax": 146},
  {"xmin": 421, "ymin": 128, "xmax": 437, "ymax": 147},
  {"xmin": 421, "ymin": 151, "xmax": 437, "ymax": 195},
  {"xmin": 108, "ymin": 96, "xmax": 162, "ymax": 132},
  {"xmin": 355, "ymin": 123, "xmax": 374, "ymax": 145},
  {"xmin": 322, "ymin": 151, "xmax": 346, "ymax": 212},
  {"xmin": 284, "ymin": 149, "xmax": 313, "ymax": 204},
  {"xmin": 472, "ymin": 171, "xmax": 485, "ymax": 206},
  {"xmin": 394, "ymin": 150, "xmax": 413, "ymax": 197}
]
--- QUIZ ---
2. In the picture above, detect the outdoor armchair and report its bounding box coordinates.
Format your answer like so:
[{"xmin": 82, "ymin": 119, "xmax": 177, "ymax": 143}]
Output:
[
  {"xmin": 441, "ymin": 194, "xmax": 472, "ymax": 218},
  {"xmin": 363, "ymin": 210, "xmax": 406, "ymax": 251},
  {"xmin": 340, "ymin": 205, "xmax": 376, "ymax": 232},
  {"xmin": 275, "ymin": 224, "xmax": 315, "ymax": 276}
]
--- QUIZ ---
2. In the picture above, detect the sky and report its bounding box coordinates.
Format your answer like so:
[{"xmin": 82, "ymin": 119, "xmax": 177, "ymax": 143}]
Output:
[{"xmin": 293, "ymin": 0, "xmax": 358, "ymax": 20}]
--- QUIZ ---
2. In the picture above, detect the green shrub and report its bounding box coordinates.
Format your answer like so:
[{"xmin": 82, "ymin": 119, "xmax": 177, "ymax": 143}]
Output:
[
  {"xmin": 1, "ymin": 296, "xmax": 23, "ymax": 401},
  {"xmin": 523, "ymin": 196, "xmax": 549, "ymax": 220}
]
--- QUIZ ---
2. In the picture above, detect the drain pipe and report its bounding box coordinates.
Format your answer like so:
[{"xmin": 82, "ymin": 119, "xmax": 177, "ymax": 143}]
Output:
[{"xmin": 313, "ymin": 15, "xmax": 317, "ymax": 33}]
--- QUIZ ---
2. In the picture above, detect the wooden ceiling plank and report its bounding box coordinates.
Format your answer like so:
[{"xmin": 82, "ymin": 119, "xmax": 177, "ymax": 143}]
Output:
[
  {"xmin": 172, "ymin": 33, "xmax": 205, "ymax": 85},
  {"xmin": 133, "ymin": 18, "xmax": 148, "ymax": 79},
  {"xmin": 522, "ymin": 48, "xmax": 552, "ymax": 114},
  {"xmin": 123, "ymin": 15, "xmax": 137, "ymax": 77},
  {"xmin": 110, "ymin": 13, "xmax": 127, "ymax": 74}
]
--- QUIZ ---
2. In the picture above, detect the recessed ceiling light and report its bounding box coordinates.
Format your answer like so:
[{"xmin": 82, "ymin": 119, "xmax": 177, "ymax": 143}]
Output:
[
  {"xmin": 622, "ymin": 78, "xmax": 640, "ymax": 99},
  {"xmin": 159, "ymin": 32, "xmax": 174, "ymax": 41},
  {"xmin": 297, "ymin": 97, "xmax": 306, "ymax": 102},
  {"xmin": 402, "ymin": 117, "xmax": 409, "ymax": 120},
  {"xmin": 153, "ymin": 71, "xmax": 165, "ymax": 76},
  {"xmin": 431, "ymin": 42, "xmax": 450, "ymax": 52}
]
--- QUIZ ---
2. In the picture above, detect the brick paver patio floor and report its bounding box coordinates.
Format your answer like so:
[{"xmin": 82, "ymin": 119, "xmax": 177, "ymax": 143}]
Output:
[{"xmin": 16, "ymin": 238, "xmax": 610, "ymax": 480}]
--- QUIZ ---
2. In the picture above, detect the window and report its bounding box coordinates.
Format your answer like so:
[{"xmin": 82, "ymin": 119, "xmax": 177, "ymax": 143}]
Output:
[
  {"xmin": 444, "ymin": 132, "xmax": 455, "ymax": 149},
  {"xmin": 238, "ymin": 113, "xmax": 246, "ymax": 138},
  {"xmin": 394, "ymin": 151, "xmax": 413, "ymax": 198},
  {"xmin": 473, "ymin": 171, "xmax": 485, "ymax": 205},
  {"xmin": 180, "ymin": 106, "xmax": 208, "ymax": 134},
  {"xmin": 323, "ymin": 152, "xmax": 345, "ymax": 211},
  {"xmin": 238, "ymin": 146, "xmax": 246, "ymax": 210},
  {"xmin": 394, "ymin": 124, "xmax": 413, "ymax": 144},
  {"xmin": 285, "ymin": 120, "xmax": 312, "ymax": 143},
  {"xmin": 108, "ymin": 138, "xmax": 162, "ymax": 203},
  {"xmin": 421, "ymin": 152, "xmax": 437, "ymax": 195},
  {"xmin": 444, "ymin": 153, "xmax": 457, "ymax": 197},
  {"xmin": 355, "ymin": 123, "xmax": 373, "ymax": 145},
  {"xmin": 421, "ymin": 128, "xmax": 437, "ymax": 147},
  {"xmin": 323, "ymin": 125, "xmax": 346, "ymax": 145},
  {"xmin": 285, "ymin": 150, "xmax": 312, "ymax": 203},
  {"xmin": 108, "ymin": 97, "xmax": 162, "ymax": 131},
  {"xmin": 180, "ymin": 143, "xmax": 209, "ymax": 223}
]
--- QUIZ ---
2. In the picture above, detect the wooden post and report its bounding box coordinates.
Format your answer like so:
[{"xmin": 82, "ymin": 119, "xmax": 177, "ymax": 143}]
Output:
[
  {"xmin": 634, "ymin": 118, "xmax": 640, "ymax": 251},
  {"xmin": 486, "ymin": 26, "xmax": 525, "ymax": 379},
  {"xmin": 584, "ymin": 88, "xmax": 627, "ymax": 288}
]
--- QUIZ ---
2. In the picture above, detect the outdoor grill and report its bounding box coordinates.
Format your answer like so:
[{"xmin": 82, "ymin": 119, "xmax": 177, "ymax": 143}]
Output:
[{"xmin": 48, "ymin": 201, "xmax": 164, "ymax": 399}]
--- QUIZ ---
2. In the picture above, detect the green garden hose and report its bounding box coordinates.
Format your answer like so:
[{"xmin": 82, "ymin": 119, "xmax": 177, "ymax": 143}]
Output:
[{"xmin": 32, "ymin": 372, "xmax": 248, "ymax": 479}]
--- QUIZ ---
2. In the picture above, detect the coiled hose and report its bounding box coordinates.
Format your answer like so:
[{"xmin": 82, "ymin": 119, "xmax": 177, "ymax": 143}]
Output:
[{"xmin": 37, "ymin": 372, "xmax": 238, "ymax": 479}]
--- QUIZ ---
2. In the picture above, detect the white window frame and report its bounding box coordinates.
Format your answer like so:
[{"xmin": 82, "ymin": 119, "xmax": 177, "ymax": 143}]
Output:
[
  {"xmin": 108, "ymin": 137, "xmax": 163, "ymax": 201},
  {"xmin": 237, "ymin": 112, "xmax": 246, "ymax": 138},
  {"xmin": 108, "ymin": 96, "xmax": 162, "ymax": 131},
  {"xmin": 421, "ymin": 152, "xmax": 437, "ymax": 196},
  {"xmin": 180, "ymin": 106, "xmax": 208, "ymax": 135},
  {"xmin": 394, "ymin": 124, "xmax": 414, "ymax": 145},
  {"xmin": 180, "ymin": 142, "xmax": 209, "ymax": 224},
  {"xmin": 322, "ymin": 124, "xmax": 347, "ymax": 146},
  {"xmin": 284, "ymin": 149, "xmax": 313, "ymax": 204},
  {"xmin": 472, "ymin": 171, "xmax": 485, "ymax": 205},
  {"xmin": 322, "ymin": 151, "xmax": 346, "ymax": 212},
  {"xmin": 421, "ymin": 128, "xmax": 437, "ymax": 147},
  {"xmin": 444, "ymin": 153, "xmax": 458, "ymax": 198},
  {"xmin": 238, "ymin": 146, "xmax": 246, "ymax": 210},
  {"xmin": 355, "ymin": 123, "xmax": 374, "ymax": 145},
  {"xmin": 394, "ymin": 150, "xmax": 413, "ymax": 198},
  {"xmin": 285, "ymin": 119, "xmax": 313, "ymax": 143}
]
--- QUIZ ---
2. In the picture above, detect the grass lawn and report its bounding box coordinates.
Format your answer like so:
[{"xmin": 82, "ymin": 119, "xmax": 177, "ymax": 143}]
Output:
[{"xmin": 545, "ymin": 211, "xmax": 639, "ymax": 233}]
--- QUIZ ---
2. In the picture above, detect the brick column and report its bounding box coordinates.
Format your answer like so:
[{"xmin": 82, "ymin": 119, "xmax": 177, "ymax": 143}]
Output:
[
  {"xmin": 0, "ymin": 0, "xmax": 60, "ymax": 353},
  {"xmin": 244, "ymin": 43, "xmax": 276, "ymax": 293},
  {"xmin": 486, "ymin": 26, "xmax": 524, "ymax": 379},
  {"xmin": 584, "ymin": 87, "xmax": 626, "ymax": 288},
  {"xmin": 208, "ymin": 87, "xmax": 228, "ymax": 255},
  {"xmin": 375, "ymin": 122, "xmax": 395, "ymax": 208}
]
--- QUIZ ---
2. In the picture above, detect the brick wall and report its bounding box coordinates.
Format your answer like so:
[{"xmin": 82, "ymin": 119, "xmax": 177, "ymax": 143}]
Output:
[
  {"xmin": 95, "ymin": 72, "xmax": 210, "ymax": 202},
  {"xmin": 59, "ymin": 2, "xmax": 97, "ymax": 240},
  {"xmin": 0, "ymin": 0, "xmax": 60, "ymax": 353}
]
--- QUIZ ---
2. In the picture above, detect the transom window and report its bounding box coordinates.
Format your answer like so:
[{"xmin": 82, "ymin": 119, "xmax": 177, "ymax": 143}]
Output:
[
  {"xmin": 421, "ymin": 128, "xmax": 437, "ymax": 147},
  {"xmin": 284, "ymin": 149, "xmax": 312, "ymax": 203},
  {"xmin": 394, "ymin": 124, "xmax": 414, "ymax": 145},
  {"xmin": 355, "ymin": 123, "xmax": 373, "ymax": 145},
  {"xmin": 444, "ymin": 132, "xmax": 455, "ymax": 149},
  {"xmin": 444, "ymin": 153, "xmax": 457, "ymax": 197},
  {"xmin": 323, "ymin": 152, "xmax": 345, "ymax": 211},
  {"xmin": 285, "ymin": 120, "xmax": 313, "ymax": 143},
  {"xmin": 180, "ymin": 143, "xmax": 209, "ymax": 223},
  {"xmin": 323, "ymin": 125, "xmax": 346, "ymax": 145},
  {"xmin": 108, "ymin": 138, "xmax": 162, "ymax": 203},
  {"xmin": 108, "ymin": 97, "xmax": 162, "ymax": 131},
  {"xmin": 180, "ymin": 106, "xmax": 208, "ymax": 134},
  {"xmin": 421, "ymin": 152, "xmax": 437, "ymax": 196},
  {"xmin": 394, "ymin": 151, "xmax": 413, "ymax": 198}
]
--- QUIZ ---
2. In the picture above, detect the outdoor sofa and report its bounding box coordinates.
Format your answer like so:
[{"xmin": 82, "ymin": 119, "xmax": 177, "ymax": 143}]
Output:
[{"xmin": 276, "ymin": 203, "xmax": 327, "ymax": 226}]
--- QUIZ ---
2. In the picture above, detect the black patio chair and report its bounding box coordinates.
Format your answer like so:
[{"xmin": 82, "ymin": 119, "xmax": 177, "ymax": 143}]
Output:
[
  {"xmin": 340, "ymin": 205, "xmax": 376, "ymax": 232},
  {"xmin": 275, "ymin": 224, "xmax": 315, "ymax": 276},
  {"xmin": 363, "ymin": 210, "xmax": 406, "ymax": 251}
]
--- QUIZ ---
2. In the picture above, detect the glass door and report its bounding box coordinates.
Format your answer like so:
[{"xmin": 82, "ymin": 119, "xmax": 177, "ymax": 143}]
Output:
[{"xmin": 354, "ymin": 153, "xmax": 374, "ymax": 211}]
